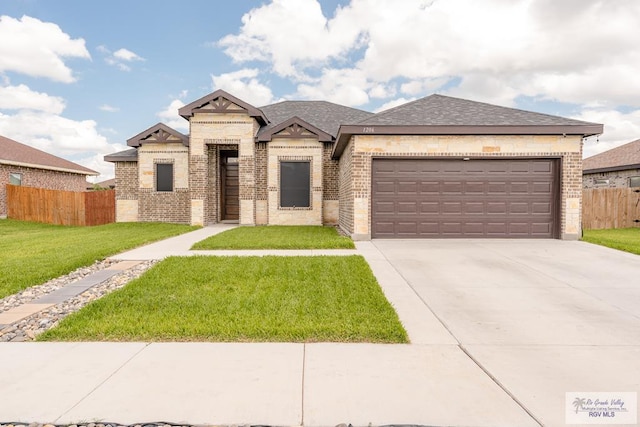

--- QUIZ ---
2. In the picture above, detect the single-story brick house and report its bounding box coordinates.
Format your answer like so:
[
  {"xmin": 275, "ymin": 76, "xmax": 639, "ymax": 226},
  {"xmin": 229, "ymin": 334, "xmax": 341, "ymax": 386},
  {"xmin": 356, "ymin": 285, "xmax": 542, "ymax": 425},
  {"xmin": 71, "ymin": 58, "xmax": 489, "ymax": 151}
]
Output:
[
  {"xmin": 583, "ymin": 138, "xmax": 640, "ymax": 189},
  {"xmin": 105, "ymin": 90, "xmax": 602, "ymax": 239},
  {"xmin": 1, "ymin": 135, "xmax": 98, "ymax": 218}
]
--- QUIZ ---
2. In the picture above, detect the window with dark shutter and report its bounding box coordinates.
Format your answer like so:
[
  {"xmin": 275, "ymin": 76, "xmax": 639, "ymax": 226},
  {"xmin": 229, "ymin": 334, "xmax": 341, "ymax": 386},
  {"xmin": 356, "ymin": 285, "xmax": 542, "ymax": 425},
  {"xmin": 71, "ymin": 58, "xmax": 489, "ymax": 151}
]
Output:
[
  {"xmin": 280, "ymin": 161, "xmax": 310, "ymax": 207},
  {"xmin": 156, "ymin": 163, "xmax": 173, "ymax": 192}
]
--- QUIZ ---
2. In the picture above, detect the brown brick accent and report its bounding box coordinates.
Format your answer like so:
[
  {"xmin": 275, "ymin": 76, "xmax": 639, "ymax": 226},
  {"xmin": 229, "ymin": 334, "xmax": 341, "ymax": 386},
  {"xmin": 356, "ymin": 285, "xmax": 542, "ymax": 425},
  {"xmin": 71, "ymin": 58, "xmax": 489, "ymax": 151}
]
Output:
[
  {"xmin": 338, "ymin": 139, "xmax": 354, "ymax": 234},
  {"xmin": 1, "ymin": 164, "xmax": 88, "ymax": 217},
  {"xmin": 255, "ymin": 142, "xmax": 268, "ymax": 201},
  {"xmin": 114, "ymin": 162, "xmax": 138, "ymax": 200},
  {"xmin": 323, "ymin": 142, "xmax": 339, "ymax": 200},
  {"xmin": 139, "ymin": 188, "xmax": 190, "ymax": 224},
  {"xmin": 189, "ymin": 154, "xmax": 208, "ymax": 200},
  {"xmin": 239, "ymin": 155, "xmax": 255, "ymax": 201}
]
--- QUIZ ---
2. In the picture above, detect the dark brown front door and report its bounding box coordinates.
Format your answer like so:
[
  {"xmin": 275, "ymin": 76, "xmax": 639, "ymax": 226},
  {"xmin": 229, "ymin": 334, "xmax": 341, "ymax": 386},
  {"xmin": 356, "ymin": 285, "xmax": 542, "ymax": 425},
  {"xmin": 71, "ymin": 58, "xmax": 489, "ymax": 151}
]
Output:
[
  {"xmin": 372, "ymin": 158, "xmax": 559, "ymax": 238},
  {"xmin": 220, "ymin": 152, "xmax": 239, "ymax": 221}
]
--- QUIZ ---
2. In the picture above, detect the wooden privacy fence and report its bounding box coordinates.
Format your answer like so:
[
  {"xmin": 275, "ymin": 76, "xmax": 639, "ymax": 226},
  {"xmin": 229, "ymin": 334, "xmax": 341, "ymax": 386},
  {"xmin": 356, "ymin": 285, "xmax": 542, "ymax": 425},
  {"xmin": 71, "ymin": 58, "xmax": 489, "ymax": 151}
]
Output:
[
  {"xmin": 7, "ymin": 185, "xmax": 115, "ymax": 226},
  {"xmin": 582, "ymin": 188, "xmax": 640, "ymax": 229}
]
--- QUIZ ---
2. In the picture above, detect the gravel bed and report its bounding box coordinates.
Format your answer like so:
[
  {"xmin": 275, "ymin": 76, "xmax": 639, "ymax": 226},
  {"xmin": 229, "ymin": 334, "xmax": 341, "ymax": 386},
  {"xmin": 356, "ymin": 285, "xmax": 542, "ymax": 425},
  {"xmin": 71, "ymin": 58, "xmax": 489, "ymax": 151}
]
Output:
[{"xmin": 0, "ymin": 260, "xmax": 157, "ymax": 342}]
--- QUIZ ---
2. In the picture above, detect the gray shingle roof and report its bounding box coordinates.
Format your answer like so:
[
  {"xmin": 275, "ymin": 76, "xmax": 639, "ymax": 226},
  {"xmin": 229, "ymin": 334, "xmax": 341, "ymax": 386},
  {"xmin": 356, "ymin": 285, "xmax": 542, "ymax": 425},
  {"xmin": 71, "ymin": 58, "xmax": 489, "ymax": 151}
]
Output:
[
  {"xmin": 104, "ymin": 148, "xmax": 138, "ymax": 162},
  {"xmin": 0, "ymin": 134, "xmax": 97, "ymax": 175},
  {"xmin": 359, "ymin": 94, "xmax": 599, "ymax": 127},
  {"xmin": 259, "ymin": 101, "xmax": 373, "ymax": 138},
  {"xmin": 583, "ymin": 139, "xmax": 640, "ymax": 172}
]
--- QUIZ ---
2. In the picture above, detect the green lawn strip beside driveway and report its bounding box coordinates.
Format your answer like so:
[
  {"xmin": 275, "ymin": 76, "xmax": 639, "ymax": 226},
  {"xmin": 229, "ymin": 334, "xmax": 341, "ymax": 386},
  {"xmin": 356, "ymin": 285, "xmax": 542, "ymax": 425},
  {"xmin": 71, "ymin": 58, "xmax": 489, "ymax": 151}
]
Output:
[
  {"xmin": 582, "ymin": 228, "xmax": 640, "ymax": 255},
  {"xmin": 38, "ymin": 255, "xmax": 408, "ymax": 343},
  {"xmin": 191, "ymin": 225, "xmax": 355, "ymax": 250},
  {"xmin": 0, "ymin": 220, "xmax": 199, "ymax": 299}
]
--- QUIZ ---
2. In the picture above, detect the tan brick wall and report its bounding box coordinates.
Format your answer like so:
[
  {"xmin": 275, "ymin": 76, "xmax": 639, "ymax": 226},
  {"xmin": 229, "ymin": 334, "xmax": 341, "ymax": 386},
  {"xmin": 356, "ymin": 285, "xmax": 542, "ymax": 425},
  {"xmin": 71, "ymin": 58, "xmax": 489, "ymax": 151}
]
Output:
[
  {"xmin": 189, "ymin": 112, "xmax": 255, "ymax": 225},
  {"xmin": 347, "ymin": 134, "xmax": 583, "ymax": 240},
  {"xmin": 138, "ymin": 143, "xmax": 189, "ymax": 190},
  {"xmin": 267, "ymin": 137, "xmax": 323, "ymax": 225},
  {"xmin": 583, "ymin": 169, "xmax": 640, "ymax": 189},
  {"xmin": 1, "ymin": 164, "xmax": 88, "ymax": 217}
]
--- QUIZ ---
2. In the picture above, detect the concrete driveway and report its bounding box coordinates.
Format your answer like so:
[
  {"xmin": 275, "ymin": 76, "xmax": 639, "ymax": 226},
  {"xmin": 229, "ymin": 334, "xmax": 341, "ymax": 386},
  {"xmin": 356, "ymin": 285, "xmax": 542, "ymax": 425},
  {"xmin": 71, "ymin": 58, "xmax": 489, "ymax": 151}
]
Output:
[{"xmin": 373, "ymin": 239, "xmax": 640, "ymax": 426}]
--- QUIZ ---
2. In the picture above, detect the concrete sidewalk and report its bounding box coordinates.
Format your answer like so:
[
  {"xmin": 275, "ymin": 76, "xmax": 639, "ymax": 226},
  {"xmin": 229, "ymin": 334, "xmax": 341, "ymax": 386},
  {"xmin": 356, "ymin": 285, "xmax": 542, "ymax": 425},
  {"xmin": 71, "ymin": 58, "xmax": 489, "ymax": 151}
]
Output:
[
  {"xmin": 12, "ymin": 227, "xmax": 639, "ymax": 425},
  {"xmin": 0, "ymin": 226, "xmax": 542, "ymax": 425}
]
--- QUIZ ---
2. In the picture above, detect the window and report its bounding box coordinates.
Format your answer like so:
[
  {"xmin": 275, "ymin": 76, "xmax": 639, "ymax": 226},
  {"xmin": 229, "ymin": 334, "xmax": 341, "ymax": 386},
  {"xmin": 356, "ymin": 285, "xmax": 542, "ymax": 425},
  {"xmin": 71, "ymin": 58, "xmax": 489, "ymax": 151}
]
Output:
[
  {"xmin": 9, "ymin": 173, "xmax": 22, "ymax": 186},
  {"xmin": 156, "ymin": 163, "xmax": 173, "ymax": 192},
  {"xmin": 594, "ymin": 178, "xmax": 609, "ymax": 186},
  {"xmin": 630, "ymin": 176, "xmax": 640, "ymax": 188},
  {"xmin": 280, "ymin": 161, "xmax": 310, "ymax": 207}
]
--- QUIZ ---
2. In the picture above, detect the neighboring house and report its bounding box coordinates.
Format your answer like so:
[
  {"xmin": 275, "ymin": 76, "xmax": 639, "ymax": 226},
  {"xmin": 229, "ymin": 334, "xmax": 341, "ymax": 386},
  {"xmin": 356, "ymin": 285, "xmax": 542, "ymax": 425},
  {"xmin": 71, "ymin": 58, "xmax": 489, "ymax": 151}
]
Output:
[
  {"xmin": 583, "ymin": 139, "xmax": 640, "ymax": 189},
  {"xmin": 105, "ymin": 89, "xmax": 602, "ymax": 239},
  {"xmin": 88, "ymin": 178, "xmax": 116, "ymax": 190},
  {"xmin": 1, "ymin": 135, "xmax": 98, "ymax": 218}
]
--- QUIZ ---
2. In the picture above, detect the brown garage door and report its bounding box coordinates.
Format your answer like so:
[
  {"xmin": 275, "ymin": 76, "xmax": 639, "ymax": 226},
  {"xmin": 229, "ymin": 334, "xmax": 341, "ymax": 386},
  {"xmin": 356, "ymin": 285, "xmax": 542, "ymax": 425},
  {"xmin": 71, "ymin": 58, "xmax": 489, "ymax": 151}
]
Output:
[{"xmin": 372, "ymin": 158, "xmax": 559, "ymax": 238}]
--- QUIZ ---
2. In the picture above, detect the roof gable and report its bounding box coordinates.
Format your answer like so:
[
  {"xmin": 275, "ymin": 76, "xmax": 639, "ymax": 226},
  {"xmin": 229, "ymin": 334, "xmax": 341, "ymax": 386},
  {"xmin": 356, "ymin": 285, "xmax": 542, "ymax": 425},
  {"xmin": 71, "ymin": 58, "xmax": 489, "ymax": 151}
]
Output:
[
  {"xmin": 0, "ymin": 134, "xmax": 97, "ymax": 175},
  {"xmin": 257, "ymin": 116, "xmax": 333, "ymax": 143},
  {"xmin": 583, "ymin": 138, "xmax": 640, "ymax": 173},
  {"xmin": 127, "ymin": 123, "xmax": 188, "ymax": 147},
  {"xmin": 178, "ymin": 89, "xmax": 268, "ymax": 125}
]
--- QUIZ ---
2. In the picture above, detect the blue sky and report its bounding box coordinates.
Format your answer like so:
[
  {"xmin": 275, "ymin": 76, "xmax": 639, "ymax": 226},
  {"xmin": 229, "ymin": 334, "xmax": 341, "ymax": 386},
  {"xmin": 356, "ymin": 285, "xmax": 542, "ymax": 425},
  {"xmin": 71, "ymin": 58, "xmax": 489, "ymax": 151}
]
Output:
[{"xmin": 1, "ymin": 0, "xmax": 639, "ymax": 181}]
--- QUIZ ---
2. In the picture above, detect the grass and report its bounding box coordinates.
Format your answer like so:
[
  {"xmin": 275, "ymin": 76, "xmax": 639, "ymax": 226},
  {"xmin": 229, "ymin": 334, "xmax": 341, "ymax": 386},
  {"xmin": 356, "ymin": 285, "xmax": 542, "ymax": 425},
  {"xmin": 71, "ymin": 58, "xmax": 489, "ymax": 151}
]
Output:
[
  {"xmin": 0, "ymin": 219, "xmax": 199, "ymax": 299},
  {"xmin": 582, "ymin": 227, "xmax": 640, "ymax": 255},
  {"xmin": 38, "ymin": 255, "xmax": 408, "ymax": 343},
  {"xmin": 191, "ymin": 225, "xmax": 355, "ymax": 250}
]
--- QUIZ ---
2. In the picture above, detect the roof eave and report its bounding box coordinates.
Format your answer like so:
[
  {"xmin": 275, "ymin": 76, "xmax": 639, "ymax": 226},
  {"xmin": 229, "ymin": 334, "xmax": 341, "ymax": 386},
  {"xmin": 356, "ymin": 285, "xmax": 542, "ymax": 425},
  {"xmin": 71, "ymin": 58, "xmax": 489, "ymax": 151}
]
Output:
[
  {"xmin": 256, "ymin": 116, "xmax": 334, "ymax": 143},
  {"xmin": 0, "ymin": 159, "xmax": 99, "ymax": 175},
  {"xmin": 583, "ymin": 164, "xmax": 640, "ymax": 175},
  {"xmin": 332, "ymin": 124, "xmax": 604, "ymax": 159},
  {"xmin": 104, "ymin": 154, "xmax": 138, "ymax": 163}
]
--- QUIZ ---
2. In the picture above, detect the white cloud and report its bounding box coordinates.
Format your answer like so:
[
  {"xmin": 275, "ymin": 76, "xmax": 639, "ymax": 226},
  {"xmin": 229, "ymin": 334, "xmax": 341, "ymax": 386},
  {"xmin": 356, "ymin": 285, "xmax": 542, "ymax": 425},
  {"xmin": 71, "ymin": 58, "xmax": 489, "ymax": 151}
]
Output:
[
  {"xmin": 113, "ymin": 48, "xmax": 144, "ymax": 62},
  {"xmin": 100, "ymin": 46, "xmax": 144, "ymax": 72},
  {"xmin": 0, "ymin": 84, "xmax": 66, "ymax": 114},
  {"xmin": 0, "ymin": 15, "xmax": 90, "ymax": 83},
  {"xmin": 157, "ymin": 99, "xmax": 188, "ymax": 132},
  {"xmin": 572, "ymin": 107, "xmax": 640, "ymax": 158},
  {"xmin": 219, "ymin": 0, "xmax": 640, "ymax": 113},
  {"xmin": 218, "ymin": 0, "xmax": 363, "ymax": 78},
  {"xmin": 374, "ymin": 97, "xmax": 417, "ymax": 113},
  {"xmin": 211, "ymin": 69, "xmax": 276, "ymax": 106},
  {"xmin": 295, "ymin": 68, "xmax": 369, "ymax": 106},
  {"xmin": 99, "ymin": 104, "xmax": 119, "ymax": 113},
  {"xmin": 0, "ymin": 109, "xmax": 125, "ymax": 180}
]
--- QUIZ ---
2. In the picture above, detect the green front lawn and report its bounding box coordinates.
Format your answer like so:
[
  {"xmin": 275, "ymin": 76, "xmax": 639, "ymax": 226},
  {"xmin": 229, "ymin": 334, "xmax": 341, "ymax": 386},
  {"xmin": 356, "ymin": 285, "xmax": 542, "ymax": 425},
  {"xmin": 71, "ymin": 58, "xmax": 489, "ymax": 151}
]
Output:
[
  {"xmin": 582, "ymin": 228, "xmax": 640, "ymax": 255},
  {"xmin": 191, "ymin": 225, "xmax": 355, "ymax": 250},
  {"xmin": 0, "ymin": 220, "xmax": 199, "ymax": 299},
  {"xmin": 38, "ymin": 255, "xmax": 408, "ymax": 343}
]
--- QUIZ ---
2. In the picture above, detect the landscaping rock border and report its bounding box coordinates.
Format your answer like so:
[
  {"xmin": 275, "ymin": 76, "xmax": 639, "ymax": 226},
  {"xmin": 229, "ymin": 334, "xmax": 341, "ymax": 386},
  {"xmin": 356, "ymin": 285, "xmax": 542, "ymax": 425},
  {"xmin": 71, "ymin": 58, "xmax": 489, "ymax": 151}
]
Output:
[{"xmin": 0, "ymin": 260, "xmax": 157, "ymax": 342}]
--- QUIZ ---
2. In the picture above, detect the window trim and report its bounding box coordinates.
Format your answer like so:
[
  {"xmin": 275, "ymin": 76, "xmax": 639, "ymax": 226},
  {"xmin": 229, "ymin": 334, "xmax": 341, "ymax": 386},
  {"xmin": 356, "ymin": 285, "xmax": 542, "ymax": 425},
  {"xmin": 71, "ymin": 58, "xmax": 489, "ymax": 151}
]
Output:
[
  {"xmin": 155, "ymin": 163, "xmax": 174, "ymax": 192},
  {"xmin": 279, "ymin": 160, "xmax": 311, "ymax": 209}
]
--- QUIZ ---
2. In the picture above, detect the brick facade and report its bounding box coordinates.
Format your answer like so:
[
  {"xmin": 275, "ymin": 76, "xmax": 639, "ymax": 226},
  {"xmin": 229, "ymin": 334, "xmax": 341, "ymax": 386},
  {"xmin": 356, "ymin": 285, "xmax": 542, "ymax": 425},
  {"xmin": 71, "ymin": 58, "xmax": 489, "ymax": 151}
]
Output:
[
  {"xmin": 338, "ymin": 134, "xmax": 584, "ymax": 240},
  {"xmin": 583, "ymin": 169, "xmax": 640, "ymax": 189},
  {"xmin": 1, "ymin": 164, "xmax": 88, "ymax": 217}
]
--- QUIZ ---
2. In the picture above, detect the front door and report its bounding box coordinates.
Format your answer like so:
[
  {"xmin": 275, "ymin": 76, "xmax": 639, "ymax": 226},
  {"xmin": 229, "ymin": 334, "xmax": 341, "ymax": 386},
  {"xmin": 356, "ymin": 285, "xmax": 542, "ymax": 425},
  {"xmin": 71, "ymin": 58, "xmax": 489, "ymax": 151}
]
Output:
[{"xmin": 220, "ymin": 152, "xmax": 239, "ymax": 221}]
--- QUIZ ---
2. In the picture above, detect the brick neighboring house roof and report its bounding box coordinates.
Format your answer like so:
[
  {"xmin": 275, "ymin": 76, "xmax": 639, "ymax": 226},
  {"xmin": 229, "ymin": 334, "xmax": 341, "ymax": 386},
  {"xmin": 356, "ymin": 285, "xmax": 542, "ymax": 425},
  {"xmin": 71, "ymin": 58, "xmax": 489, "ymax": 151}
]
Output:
[
  {"xmin": 583, "ymin": 138, "xmax": 640, "ymax": 173},
  {"xmin": 0, "ymin": 134, "xmax": 98, "ymax": 175},
  {"xmin": 259, "ymin": 101, "xmax": 374, "ymax": 139}
]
